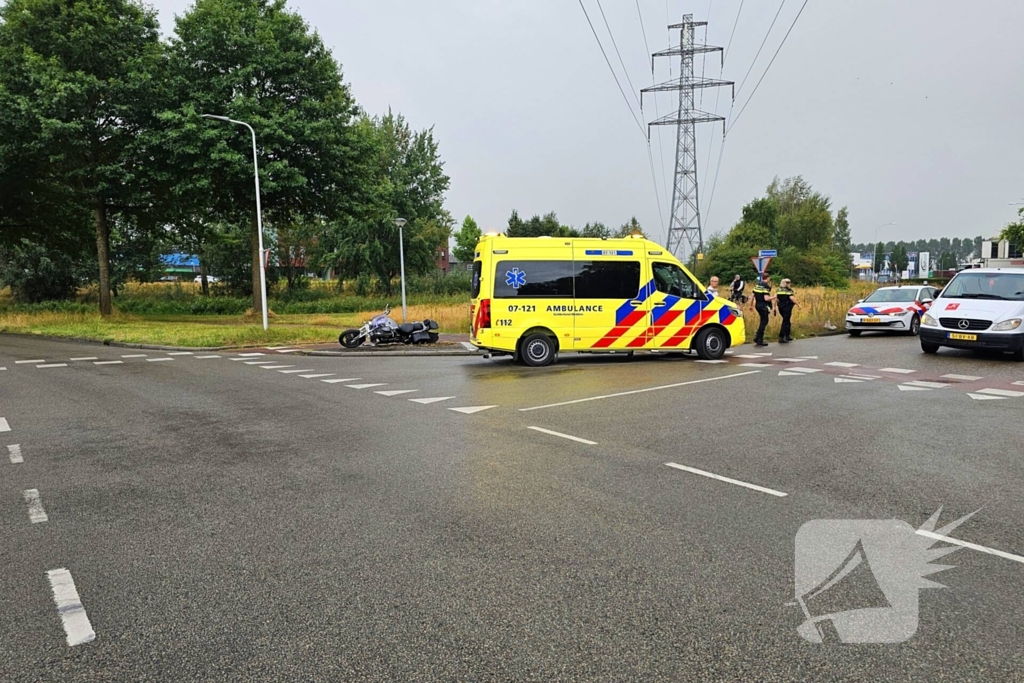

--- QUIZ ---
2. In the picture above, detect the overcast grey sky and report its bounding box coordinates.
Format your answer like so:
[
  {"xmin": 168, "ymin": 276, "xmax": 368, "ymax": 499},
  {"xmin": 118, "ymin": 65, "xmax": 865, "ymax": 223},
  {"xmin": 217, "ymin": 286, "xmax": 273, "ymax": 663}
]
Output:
[{"xmin": 152, "ymin": 0, "xmax": 1024, "ymax": 246}]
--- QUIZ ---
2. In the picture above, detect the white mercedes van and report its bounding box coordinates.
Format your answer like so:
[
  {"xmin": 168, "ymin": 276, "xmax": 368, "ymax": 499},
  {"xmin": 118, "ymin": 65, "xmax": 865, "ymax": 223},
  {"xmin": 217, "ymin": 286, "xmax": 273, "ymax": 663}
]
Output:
[{"xmin": 919, "ymin": 267, "xmax": 1024, "ymax": 360}]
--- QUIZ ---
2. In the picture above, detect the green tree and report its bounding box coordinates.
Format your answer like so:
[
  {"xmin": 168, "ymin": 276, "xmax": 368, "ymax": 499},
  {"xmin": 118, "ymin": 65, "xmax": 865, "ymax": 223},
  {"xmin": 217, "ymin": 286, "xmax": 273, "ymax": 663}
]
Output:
[
  {"xmin": 581, "ymin": 222, "xmax": 611, "ymax": 238},
  {"xmin": 507, "ymin": 211, "xmax": 570, "ymax": 237},
  {"xmin": 833, "ymin": 206, "xmax": 852, "ymax": 255},
  {"xmin": 1001, "ymin": 208, "xmax": 1024, "ymax": 254},
  {"xmin": 453, "ymin": 215, "xmax": 481, "ymax": 263},
  {"xmin": 891, "ymin": 243, "xmax": 909, "ymax": 275},
  {"xmin": 873, "ymin": 242, "xmax": 885, "ymax": 274},
  {"xmin": 161, "ymin": 0, "xmax": 366, "ymax": 311},
  {"xmin": 615, "ymin": 216, "xmax": 647, "ymax": 238},
  {"xmin": 0, "ymin": 0, "xmax": 165, "ymax": 315}
]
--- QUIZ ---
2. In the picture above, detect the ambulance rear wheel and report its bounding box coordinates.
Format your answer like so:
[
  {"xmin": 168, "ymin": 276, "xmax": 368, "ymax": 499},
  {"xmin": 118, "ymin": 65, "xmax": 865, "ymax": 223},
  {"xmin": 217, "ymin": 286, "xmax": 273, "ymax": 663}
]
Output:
[
  {"xmin": 694, "ymin": 327, "xmax": 727, "ymax": 360},
  {"xmin": 521, "ymin": 333, "xmax": 556, "ymax": 367}
]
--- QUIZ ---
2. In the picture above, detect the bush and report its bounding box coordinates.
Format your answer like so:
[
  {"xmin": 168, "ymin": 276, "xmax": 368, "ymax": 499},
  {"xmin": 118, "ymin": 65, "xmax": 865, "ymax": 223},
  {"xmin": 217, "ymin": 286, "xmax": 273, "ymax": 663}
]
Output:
[{"xmin": 0, "ymin": 240, "xmax": 83, "ymax": 303}]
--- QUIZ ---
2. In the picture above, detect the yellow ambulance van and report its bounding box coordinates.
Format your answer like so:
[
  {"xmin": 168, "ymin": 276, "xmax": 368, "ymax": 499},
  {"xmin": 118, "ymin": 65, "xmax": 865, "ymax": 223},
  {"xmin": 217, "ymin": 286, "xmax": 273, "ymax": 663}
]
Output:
[{"xmin": 470, "ymin": 234, "xmax": 744, "ymax": 366}]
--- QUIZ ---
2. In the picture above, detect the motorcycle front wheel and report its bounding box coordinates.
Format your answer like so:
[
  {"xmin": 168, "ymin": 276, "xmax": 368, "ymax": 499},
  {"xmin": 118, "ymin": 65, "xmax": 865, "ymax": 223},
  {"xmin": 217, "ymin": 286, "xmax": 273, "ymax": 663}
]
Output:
[{"xmin": 340, "ymin": 330, "xmax": 364, "ymax": 348}]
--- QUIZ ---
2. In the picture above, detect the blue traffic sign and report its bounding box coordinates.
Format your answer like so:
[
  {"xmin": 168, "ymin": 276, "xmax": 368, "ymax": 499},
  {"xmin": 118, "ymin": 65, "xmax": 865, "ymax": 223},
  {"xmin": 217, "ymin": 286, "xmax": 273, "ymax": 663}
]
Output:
[{"xmin": 759, "ymin": 249, "xmax": 778, "ymax": 257}]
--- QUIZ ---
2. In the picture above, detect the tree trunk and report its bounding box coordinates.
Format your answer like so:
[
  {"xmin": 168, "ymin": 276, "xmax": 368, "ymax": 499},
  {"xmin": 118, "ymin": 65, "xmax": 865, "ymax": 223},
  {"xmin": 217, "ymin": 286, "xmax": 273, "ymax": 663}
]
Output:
[
  {"xmin": 251, "ymin": 212, "xmax": 262, "ymax": 313},
  {"xmin": 94, "ymin": 201, "xmax": 112, "ymax": 316},
  {"xmin": 199, "ymin": 258, "xmax": 209, "ymax": 297}
]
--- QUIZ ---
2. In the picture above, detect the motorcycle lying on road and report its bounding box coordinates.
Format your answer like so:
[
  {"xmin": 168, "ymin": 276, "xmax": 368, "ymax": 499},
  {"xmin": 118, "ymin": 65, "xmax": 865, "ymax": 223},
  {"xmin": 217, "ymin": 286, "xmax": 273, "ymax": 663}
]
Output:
[{"xmin": 339, "ymin": 304, "xmax": 440, "ymax": 348}]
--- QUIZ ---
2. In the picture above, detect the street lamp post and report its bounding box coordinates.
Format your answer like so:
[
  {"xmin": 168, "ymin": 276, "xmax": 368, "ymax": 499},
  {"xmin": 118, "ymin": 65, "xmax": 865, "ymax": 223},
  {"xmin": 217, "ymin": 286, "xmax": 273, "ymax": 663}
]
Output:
[
  {"xmin": 201, "ymin": 114, "xmax": 268, "ymax": 331},
  {"xmin": 872, "ymin": 221, "xmax": 897, "ymax": 281},
  {"xmin": 395, "ymin": 218, "xmax": 408, "ymax": 322}
]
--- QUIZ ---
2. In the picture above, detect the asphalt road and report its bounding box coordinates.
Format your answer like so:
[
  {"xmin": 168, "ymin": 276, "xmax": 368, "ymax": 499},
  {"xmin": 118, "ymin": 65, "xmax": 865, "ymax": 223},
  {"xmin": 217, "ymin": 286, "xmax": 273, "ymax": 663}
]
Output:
[{"xmin": 1, "ymin": 332, "xmax": 1022, "ymax": 682}]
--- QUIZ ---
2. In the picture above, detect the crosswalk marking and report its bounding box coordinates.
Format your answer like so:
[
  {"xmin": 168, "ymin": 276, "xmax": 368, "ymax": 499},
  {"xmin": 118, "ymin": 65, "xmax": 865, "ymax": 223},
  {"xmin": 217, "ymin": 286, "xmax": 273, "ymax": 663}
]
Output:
[
  {"xmin": 975, "ymin": 388, "xmax": 1024, "ymax": 398},
  {"xmin": 942, "ymin": 374, "xmax": 982, "ymax": 381},
  {"xmin": 825, "ymin": 361, "xmax": 859, "ymax": 368},
  {"xmin": 347, "ymin": 383, "xmax": 386, "ymax": 389},
  {"xmin": 903, "ymin": 380, "xmax": 949, "ymax": 389},
  {"xmin": 322, "ymin": 378, "xmax": 362, "ymax": 383},
  {"xmin": 37, "ymin": 363, "xmax": 68, "ymax": 368},
  {"xmin": 69, "ymin": 357, "xmax": 98, "ymax": 361},
  {"xmin": 299, "ymin": 373, "xmax": 335, "ymax": 379},
  {"xmin": 375, "ymin": 390, "xmax": 418, "ymax": 396},
  {"xmin": 94, "ymin": 361, "xmax": 123, "ymax": 365},
  {"xmin": 259, "ymin": 365, "xmax": 294, "ymax": 370},
  {"xmin": 878, "ymin": 367, "xmax": 916, "ymax": 374},
  {"xmin": 278, "ymin": 369, "xmax": 316, "ymax": 374}
]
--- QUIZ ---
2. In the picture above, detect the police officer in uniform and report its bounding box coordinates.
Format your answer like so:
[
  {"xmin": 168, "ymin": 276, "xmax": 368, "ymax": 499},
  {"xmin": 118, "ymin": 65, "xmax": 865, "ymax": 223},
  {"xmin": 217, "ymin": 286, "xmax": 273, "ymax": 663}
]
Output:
[
  {"xmin": 750, "ymin": 274, "xmax": 775, "ymax": 346},
  {"xmin": 776, "ymin": 278, "xmax": 798, "ymax": 343}
]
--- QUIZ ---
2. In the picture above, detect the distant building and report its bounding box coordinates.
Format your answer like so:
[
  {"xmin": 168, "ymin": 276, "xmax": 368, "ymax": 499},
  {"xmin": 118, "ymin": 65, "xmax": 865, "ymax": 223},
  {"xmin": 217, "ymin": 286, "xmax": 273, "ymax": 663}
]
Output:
[{"xmin": 160, "ymin": 253, "xmax": 200, "ymax": 279}]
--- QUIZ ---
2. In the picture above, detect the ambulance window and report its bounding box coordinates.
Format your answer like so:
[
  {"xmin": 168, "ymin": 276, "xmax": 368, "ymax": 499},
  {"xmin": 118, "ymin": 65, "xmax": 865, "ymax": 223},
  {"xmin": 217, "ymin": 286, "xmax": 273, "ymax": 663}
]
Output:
[
  {"xmin": 493, "ymin": 260, "xmax": 573, "ymax": 298},
  {"xmin": 653, "ymin": 262, "xmax": 698, "ymax": 299},
  {"xmin": 471, "ymin": 261, "xmax": 482, "ymax": 299},
  {"xmin": 574, "ymin": 261, "xmax": 641, "ymax": 298}
]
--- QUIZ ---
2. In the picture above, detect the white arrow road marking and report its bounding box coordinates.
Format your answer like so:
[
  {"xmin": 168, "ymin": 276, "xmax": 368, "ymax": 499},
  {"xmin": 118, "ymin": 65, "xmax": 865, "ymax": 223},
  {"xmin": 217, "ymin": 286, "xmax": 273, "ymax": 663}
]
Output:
[
  {"xmin": 94, "ymin": 361, "xmax": 123, "ymax": 365},
  {"xmin": 450, "ymin": 405, "xmax": 497, "ymax": 414},
  {"xmin": 835, "ymin": 377, "xmax": 864, "ymax": 383},
  {"xmin": 278, "ymin": 369, "xmax": 316, "ymax": 374},
  {"xmin": 942, "ymin": 374, "xmax": 983, "ymax": 381},
  {"xmin": 664, "ymin": 462, "xmax": 787, "ymax": 497},
  {"xmin": 528, "ymin": 426, "xmax": 596, "ymax": 445},
  {"xmin": 69, "ymin": 357, "xmax": 98, "ymax": 361},
  {"xmin": 375, "ymin": 390, "xmax": 418, "ymax": 396},
  {"xmin": 23, "ymin": 489, "xmax": 48, "ymax": 523},
  {"xmin": 347, "ymin": 383, "xmax": 386, "ymax": 389},
  {"xmin": 878, "ymin": 367, "xmax": 916, "ymax": 374},
  {"xmin": 8, "ymin": 444, "xmax": 23, "ymax": 464},
  {"xmin": 322, "ymin": 378, "xmax": 362, "ymax": 383},
  {"xmin": 46, "ymin": 569, "xmax": 96, "ymax": 646},
  {"xmin": 409, "ymin": 396, "xmax": 455, "ymax": 404},
  {"xmin": 825, "ymin": 361, "xmax": 860, "ymax": 368},
  {"xmin": 898, "ymin": 385, "xmax": 932, "ymax": 391},
  {"xmin": 299, "ymin": 373, "xmax": 335, "ymax": 379},
  {"xmin": 974, "ymin": 388, "xmax": 1024, "ymax": 398},
  {"xmin": 0, "ymin": 418, "xmax": 11, "ymax": 432},
  {"xmin": 968, "ymin": 393, "xmax": 1008, "ymax": 401},
  {"xmin": 903, "ymin": 380, "xmax": 949, "ymax": 389},
  {"xmin": 37, "ymin": 364, "xmax": 68, "ymax": 368}
]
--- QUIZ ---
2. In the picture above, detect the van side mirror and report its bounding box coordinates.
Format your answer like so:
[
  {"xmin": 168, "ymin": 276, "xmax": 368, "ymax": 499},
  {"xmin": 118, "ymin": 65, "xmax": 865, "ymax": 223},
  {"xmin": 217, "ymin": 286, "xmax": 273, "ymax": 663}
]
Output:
[{"xmin": 856, "ymin": 299, "xmax": 864, "ymax": 303}]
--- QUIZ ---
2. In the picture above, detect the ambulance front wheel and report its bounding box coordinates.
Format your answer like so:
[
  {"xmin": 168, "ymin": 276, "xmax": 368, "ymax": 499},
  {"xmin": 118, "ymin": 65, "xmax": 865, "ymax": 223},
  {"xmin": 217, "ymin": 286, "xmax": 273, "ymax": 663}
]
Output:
[
  {"xmin": 521, "ymin": 333, "xmax": 557, "ymax": 367},
  {"xmin": 694, "ymin": 327, "xmax": 727, "ymax": 360}
]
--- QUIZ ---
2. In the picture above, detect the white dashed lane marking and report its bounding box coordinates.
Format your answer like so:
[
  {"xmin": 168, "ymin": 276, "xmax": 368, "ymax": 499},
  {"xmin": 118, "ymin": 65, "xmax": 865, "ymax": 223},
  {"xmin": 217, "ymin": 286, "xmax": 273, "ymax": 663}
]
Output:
[
  {"xmin": 94, "ymin": 361, "xmax": 123, "ymax": 365},
  {"xmin": 146, "ymin": 358, "xmax": 173, "ymax": 363},
  {"xmin": 23, "ymin": 489, "xmax": 48, "ymax": 523},
  {"xmin": 69, "ymin": 357, "xmax": 98, "ymax": 361},
  {"xmin": 975, "ymin": 388, "xmax": 1024, "ymax": 398},
  {"xmin": 47, "ymin": 568, "xmax": 96, "ymax": 646},
  {"xmin": 665, "ymin": 462, "xmax": 788, "ymax": 497},
  {"xmin": 322, "ymin": 378, "xmax": 362, "ymax": 384},
  {"xmin": 903, "ymin": 380, "xmax": 949, "ymax": 389},
  {"xmin": 878, "ymin": 367, "xmax": 916, "ymax": 374},
  {"xmin": 0, "ymin": 418, "xmax": 11, "ymax": 432},
  {"xmin": 695, "ymin": 359, "xmax": 728, "ymax": 364},
  {"xmin": 8, "ymin": 444, "xmax": 23, "ymax": 464},
  {"xmin": 194, "ymin": 355, "xmax": 221, "ymax": 359},
  {"xmin": 121, "ymin": 354, "xmax": 147, "ymax": 358},
  {"xmin": 166, "ymin": 352, "xmax": 194, "ymax": 356},
  {"xmin": 237, "ymin": 353, "xmax": 265, "ymax": 357},
  {"xmin": 527, "ymin": 426, "xmax": 596, "ymax": 445},
  {"xmin": 299, "ymin": 373, "xmax": 335, "ymax": 379},
  {"xmin": 450, "ymin": 406, "xmax": 497, "ymax": 414},
  {"xmin": 915, "ymin": 530, "xmax": 1024, "ymax": 565},
  {"xmin": 15, "ymin": 360, "xmax": 45, "ymax": 364},
  {"xmin": 347, "ymin": 383, "xmax": 386, "ymax": 389},
  {"xmin": 278, "ymin": 369, "xmax": 315, "ymax": 374},
  {"xmin": 409, "ymin": 397, "xmax": 455, "ymax": 404},
  {"xmin": 244, "ymin": 361, "xmax": 274, "ymax": 365},
  {"xmin": 738, "ymin": 363, "xmax": 774, "ymax": 368},
  {"xmin": 835, "ymin": 377, "xmax": 865, "ymax": 383},
  {"xmin": 942, "ymin": 374, "xmax": 983, "ymax": 381},
  {"xmin": 898, "ymin": 385, "xmax": 931, "ymax": 392},
  {"xmin": 260, "ymin": 365, "xmax": 294, "ymax": 370},
  {"xmin": 376, "ymin": 390, "xmax": 418, "ymax": 396},
  {"xmin": 824, "ymin": 361, "xmax": 860, "ymax": 368},
  {"xmin": 37, "ymin": 364, "xmax": 68, "ymax": 368}
]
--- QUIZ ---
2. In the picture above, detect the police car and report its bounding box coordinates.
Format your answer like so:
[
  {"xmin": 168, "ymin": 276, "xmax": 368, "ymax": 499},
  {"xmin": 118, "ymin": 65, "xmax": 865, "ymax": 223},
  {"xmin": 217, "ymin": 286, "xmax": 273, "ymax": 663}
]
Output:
[{"xmin": 845, "ymin": 285, "xmax": 940, "ymax": 337}]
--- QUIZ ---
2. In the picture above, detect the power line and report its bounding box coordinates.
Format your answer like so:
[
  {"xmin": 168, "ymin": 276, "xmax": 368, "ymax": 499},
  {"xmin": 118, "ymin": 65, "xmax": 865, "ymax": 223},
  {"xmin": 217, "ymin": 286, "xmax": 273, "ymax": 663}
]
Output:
[
  {"xmin": 635, "ymin": 0, "xmax": 651, "ymax": 55},
  {"xmin": 727, "ymin": 0, "xmax": 809, "ymax": 134},
  {"xmin": 636, "ymin": 0, "xmax": 671, "ymax": 226},
  {"xmin": 577, "ymin": 0, "xmax": 646, "ymax": 137},
  {"xmin": 735, "ymin": 0, "xmax": 787, "ymax": 96},
  {"xmin": 723, "ymin": 0, "xmax": 745, "ymax": 61},
  {"xmin": 595, "ymin": 0, "xmax": 642, "ymax": 109}
]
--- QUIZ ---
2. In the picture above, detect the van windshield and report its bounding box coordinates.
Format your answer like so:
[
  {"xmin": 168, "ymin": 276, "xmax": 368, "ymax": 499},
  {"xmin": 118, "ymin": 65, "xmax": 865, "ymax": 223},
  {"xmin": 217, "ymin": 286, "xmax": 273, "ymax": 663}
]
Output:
[{"xmin": 943, "ymin": 272, "xmax": 1024, "ymax": 301}]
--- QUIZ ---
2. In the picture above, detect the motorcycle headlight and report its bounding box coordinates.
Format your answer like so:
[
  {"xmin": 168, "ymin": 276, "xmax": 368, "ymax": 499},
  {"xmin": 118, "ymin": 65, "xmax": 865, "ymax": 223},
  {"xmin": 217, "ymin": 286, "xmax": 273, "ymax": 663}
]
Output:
[
  {"xmin": 921, "ymin": 313, "xmax": 940, "ymax": 327},
  {"xmin": 992, "ymin": 318, "xmax": 1022, "ymax": 331}
]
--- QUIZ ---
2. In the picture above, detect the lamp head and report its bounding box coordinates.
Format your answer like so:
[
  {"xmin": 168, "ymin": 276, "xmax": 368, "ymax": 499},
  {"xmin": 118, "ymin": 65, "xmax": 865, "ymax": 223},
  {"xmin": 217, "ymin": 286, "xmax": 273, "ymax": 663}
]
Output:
[{"xmin": 394, "ymin": 218, "xmax": 407, "ymax": 228}]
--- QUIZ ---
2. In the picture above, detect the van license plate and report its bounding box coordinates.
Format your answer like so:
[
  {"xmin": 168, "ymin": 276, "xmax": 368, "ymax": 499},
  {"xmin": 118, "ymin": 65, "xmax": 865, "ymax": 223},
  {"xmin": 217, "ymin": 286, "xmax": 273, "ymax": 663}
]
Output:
[
  {"xmin": 861, "ymin": 317, "xmax": 881, "ymax": 324},
  {"xmin": 948, "ymin": 332, "xmax": 977, "ymax": 341}
]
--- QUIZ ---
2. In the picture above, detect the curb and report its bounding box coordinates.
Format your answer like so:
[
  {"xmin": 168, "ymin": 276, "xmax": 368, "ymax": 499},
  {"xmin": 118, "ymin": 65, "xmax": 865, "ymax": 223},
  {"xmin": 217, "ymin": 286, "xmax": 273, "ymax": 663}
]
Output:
[{"xmin": 0, "ymin": 331, "xmax": 254, "ymax": 352}]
